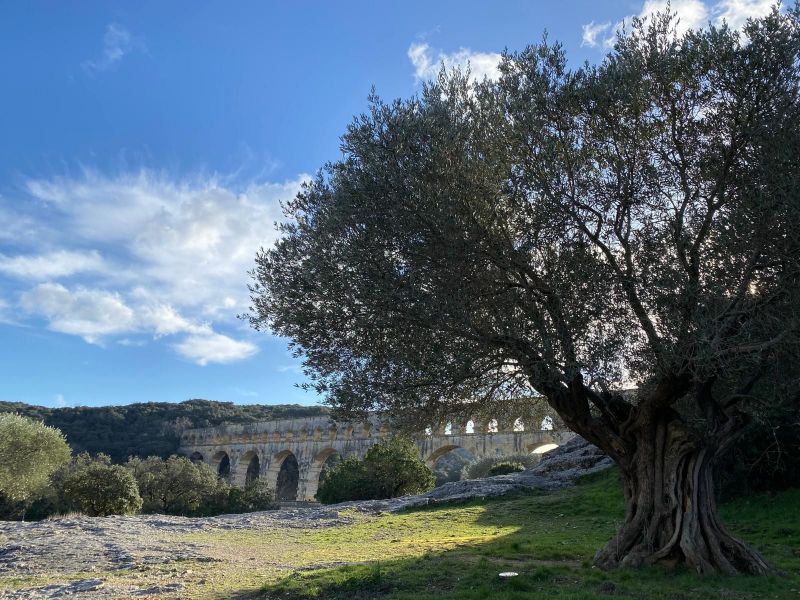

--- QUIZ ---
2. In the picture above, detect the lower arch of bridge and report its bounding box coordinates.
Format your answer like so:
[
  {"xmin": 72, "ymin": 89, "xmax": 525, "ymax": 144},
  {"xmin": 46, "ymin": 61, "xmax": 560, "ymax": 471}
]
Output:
[
  {"xmin": 188, "ymin": 451, "xmax": 203, "ymax": 463},
  {"xmin": 233, "ymin": 450, "xmax": 261, "ymax": 486},
  {"xmin": 304, "ymin": 448, "xmax": 341, "ymax": 501},
  {"xmin": 212, "ymin": 450, "xmax": 231, "ymax": 480},
  {"xmin": 268, "ymin": 450, "xmax": 299, "ymax": 501},
  {"xmin": 530, "ymin": 442, "xmax": 559, "ymax": 454},
  {"xmin": 426, "ymin": 444, "xmax": 464, "ymax": 467}
]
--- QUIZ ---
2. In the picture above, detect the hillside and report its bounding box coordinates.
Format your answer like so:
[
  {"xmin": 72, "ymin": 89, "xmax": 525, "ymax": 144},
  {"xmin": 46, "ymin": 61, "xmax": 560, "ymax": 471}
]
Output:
[{"xmin": 0, "ymin": 399, "xmax": 328, "ymax": 463}]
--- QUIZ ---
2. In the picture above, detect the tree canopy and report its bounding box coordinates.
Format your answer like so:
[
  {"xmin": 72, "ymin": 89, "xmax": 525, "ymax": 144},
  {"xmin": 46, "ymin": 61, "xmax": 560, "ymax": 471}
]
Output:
[
  {"xmin": 250, "ymin": 7, "xmax": 800, "ymax": 574},
  {"xmin": 0, "ymin": 414, "xmax": 71, "ymax": 509}
]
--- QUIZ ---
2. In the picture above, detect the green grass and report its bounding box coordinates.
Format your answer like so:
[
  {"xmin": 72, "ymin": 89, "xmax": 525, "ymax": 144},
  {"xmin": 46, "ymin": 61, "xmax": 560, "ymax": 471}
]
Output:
[
  {"xmin": 244, "ymin": 470, "xmax": 800, "ymax": 600},
  {"xmin": 2, "ymin": 470, "xmax": 793, "ymax": 598}
]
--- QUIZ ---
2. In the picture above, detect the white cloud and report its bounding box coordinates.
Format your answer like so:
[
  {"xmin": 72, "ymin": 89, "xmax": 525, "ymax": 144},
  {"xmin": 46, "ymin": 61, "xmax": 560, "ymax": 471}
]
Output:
[
  {"xmin": 587, "ymin": 0, "xmax": 775, "ymax": 50},
  {"xmin": 21, "ymin": 171, "xmax": 308, "ymax": 317},
  {"xmin": 82, "ymin": 23, "xmax": 141, "ymax": 73},
  {"xmin": 408, "ymin": 42, "xmax": 502, "ymax": 84},
  {"xmin": 582, "ymin": 21, "xmax": 612, "ymax": 47},
  {"xmin": 590, "ymin": 0, "xmax": 710, "ymax": 49},
  {"xmin": 6, "ymin": 169, "xmax": 307, "ymax": 363},
  {"xmin": 20, "ymin": 283, "xmax": 136, "ymax": 344},
  {"xmin": 713, "ymin": 0, "xmax": 774, "ymax": 29},
  {"xmin": 640, "ymin": 0, "xmax": 710, "ymax": 32},
  {"xmin": 173, "ymin": 332, "xmax": 258, "ymax": 366},
  {"xmin": 0, "ymin": 250, "xmax": 105, "ymax": 280}
]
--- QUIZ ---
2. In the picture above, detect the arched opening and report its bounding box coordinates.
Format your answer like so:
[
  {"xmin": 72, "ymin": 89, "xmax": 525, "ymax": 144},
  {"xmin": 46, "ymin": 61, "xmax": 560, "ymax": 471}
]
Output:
[
  {"xmin": 275, "ymin": 452, "xmax": 299, "ymax": 501},
  {"xmin": 487, "ymin": 418, "xmax": 499, "ymax": 433},
  {"xmin": 302, "ymin": 448, "xmax": 342, "ymax": 501},
  {"xmin": 465, "ymin": 420, "xmax": 475, "ymax": 434},
  {"xmin": 531, "ymin": 443, "xmax": 559, "ymax": 455},
  {"xmin": 427, "ymin": 445, "xmax": 475, "ymax": 486},
  {"xmin": 541, "ymin": 416, "xmax": 554, "ymax": 431},
  {"xmin": 189, "ymin": 451, "xmax": 204, "ymax": 463},
  {"xmin": 444, "ymin": 422, "xmax": 453, "ymax": 435},
  {"xmin": 245, "ymin": 454, "xmax": 260, "ymax": 484},
  {"xmin": 213, "ymin": 451, "xmax": 231, "ymax": 480},
  {"xmin": 319, "ymin": 451, "xmax": 340, "ymax": 483},
  {"xmin": 513, "ymin": 418, "xmax": 525, "ymax": 432}
]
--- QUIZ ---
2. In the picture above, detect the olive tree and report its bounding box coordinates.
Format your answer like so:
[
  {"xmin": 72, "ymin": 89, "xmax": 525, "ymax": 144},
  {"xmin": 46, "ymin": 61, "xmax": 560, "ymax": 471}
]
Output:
[
  {"xmin": 249, "ymin": 8, "xmax": 800, "ymax": 574},
  {"xmin": 0, "ymin": 414, "xmax": 71, "ymax": 517},
  {"xmin": 59, "ymin": 454, "xmax": 142, "ymax": 517},
  {"xmin": 127, "ymin": 455, "xmax": 226, "ymax": 515}
]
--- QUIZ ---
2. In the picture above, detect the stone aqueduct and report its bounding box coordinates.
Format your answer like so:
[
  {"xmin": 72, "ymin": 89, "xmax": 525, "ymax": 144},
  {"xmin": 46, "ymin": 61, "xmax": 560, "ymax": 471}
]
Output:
[{"xmin": 178, "ymin": 415, "xmax": 575, "ymax": 501}]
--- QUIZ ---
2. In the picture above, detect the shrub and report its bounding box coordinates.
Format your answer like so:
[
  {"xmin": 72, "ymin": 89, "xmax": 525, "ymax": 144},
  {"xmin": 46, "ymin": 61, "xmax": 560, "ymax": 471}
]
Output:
[
  {"xmin": 59, "ymin": 454, "xmax": 142, "ymax": 516},
  {"xmin": 462, "ymin": 453, "xmax": 540, "ymax": 480},
  {"xmin": 316, "ymin": 456, "xmax": 370, "ymax": 504},
  {"xmin": 127, "ymin": 455, "xmax": 226, "ymax": 516},
  {"xmin": 317, "ymin": 437, "xmax": 435, "ymax": 504},
  {"xmin": 226, "ymin": 479, "xmax": 278, "ymax": 513},
  {"xmin": 715, "ymin": 401, "xmax": 800, "ymax": 500},
  {"xmin": 0, "ymin": 414, "xmax": 71, "ymax": 518},
  {"xmin": 488, "ymin": 461, "xmax": 526, "ymax": 476}
]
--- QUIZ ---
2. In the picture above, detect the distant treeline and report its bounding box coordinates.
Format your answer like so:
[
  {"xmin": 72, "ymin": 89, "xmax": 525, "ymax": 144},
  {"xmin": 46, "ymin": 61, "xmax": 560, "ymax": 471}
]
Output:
[{"xmin": 0, "ymin": 399, "xmax": 328, "ymax": 463}]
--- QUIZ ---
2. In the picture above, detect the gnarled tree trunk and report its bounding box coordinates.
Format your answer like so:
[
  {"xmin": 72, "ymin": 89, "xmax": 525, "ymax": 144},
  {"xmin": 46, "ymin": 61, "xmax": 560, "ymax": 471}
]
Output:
[{"xmin": 592, "ymin": 414, "xmax": 771, "ymax": 575}]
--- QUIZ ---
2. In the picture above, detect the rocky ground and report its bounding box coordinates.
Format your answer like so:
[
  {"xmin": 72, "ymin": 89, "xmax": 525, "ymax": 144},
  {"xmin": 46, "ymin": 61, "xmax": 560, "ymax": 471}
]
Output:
[{"xmin": 0, "ymin": 437, "xmax": 611, "ymax": 599}]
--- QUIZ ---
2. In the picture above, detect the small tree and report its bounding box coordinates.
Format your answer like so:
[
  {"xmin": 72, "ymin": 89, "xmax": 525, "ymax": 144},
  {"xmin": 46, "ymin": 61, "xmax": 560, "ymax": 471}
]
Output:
[
  {"xmin": 317, "ymin": 438, "xmax": 434, "ymax": 503},
  {"xmin": 363, "ymin": 437, "xmax": 435, "ymax": 499},
  {"xmin": 250, "ymin": 8, "xmax": 800, "ymax": 574},
  {"xmin": 60, "ymin": 454, "xmax": 142, "ymax": 517},
  {"xmin": 0, "ymin": 414, "xmax": 71, "ymax": 518},
  {"xmin": 226, "ymin": 479, "xmax": 278, "ymax": 513},
  {"xmin": 315, "ymin": 456, "xmax": 369, "ymax": 504},
  {"xmin": 127, "ymin": 455, "xmax": 226, "ymax": 515}
]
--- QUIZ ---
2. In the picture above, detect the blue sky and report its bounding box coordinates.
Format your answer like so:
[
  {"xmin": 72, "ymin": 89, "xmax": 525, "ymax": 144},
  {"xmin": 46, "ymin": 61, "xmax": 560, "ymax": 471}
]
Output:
[{"xmin": 0, "ymin": 1, "xmax": 774, "ymax": 408}]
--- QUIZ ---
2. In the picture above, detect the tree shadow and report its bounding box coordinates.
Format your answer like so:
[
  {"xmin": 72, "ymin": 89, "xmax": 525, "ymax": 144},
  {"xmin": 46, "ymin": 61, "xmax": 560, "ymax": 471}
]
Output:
[{"xmin": 218, "ymin": 470, "xmax": 800, "ymax": 600}]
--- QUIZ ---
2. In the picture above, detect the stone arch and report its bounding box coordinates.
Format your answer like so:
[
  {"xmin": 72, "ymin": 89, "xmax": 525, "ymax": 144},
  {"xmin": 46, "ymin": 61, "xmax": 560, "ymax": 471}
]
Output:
[
  {"xmin": 425, "ymin": 444, "xmax": 463, "ymax": 467},
  {"xmin": 234, "ymin": 450, "xmax": 261, "ymax": 486},
  {"xmin": 189, "ymin": 451, "xmax": 204, "ymax": 463},
  {"xmin": 530, "ymin": 442, "xmax": 559, "ymax": 455},
  {"xmin": 304, "ymin": 448, "xmax": 341, "ymax": 500},
  {"xmin": 267, "ymin": 450, "xmax": 300, "ymax": 502},
  {"xmin": 427, "ymin": 444, "xmax": 475, "ymax": 485},
  {"xmin": 212, "ymin": 450, "xmax": 231, "ymax": 480}
]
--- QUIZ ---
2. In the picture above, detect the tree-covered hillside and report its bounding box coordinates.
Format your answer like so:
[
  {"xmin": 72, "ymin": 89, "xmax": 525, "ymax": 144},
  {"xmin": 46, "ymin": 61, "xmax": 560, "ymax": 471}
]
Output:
[{"xmin": 0, "ymin": 400, "xmax": 328, "ymax": 463}]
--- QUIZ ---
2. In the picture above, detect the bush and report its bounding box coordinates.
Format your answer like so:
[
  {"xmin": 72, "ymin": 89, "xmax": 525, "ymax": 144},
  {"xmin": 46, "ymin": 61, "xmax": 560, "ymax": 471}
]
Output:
[
  {"xmin": 715, "ymin": 403, "xmax": 800, "ymax": 500},
  {"xmin": 0, "ymin": 414, "xmax": 71, "ymax": 518},
  {"xmin": 59, "ymin": 454, "xmax": 142, "ymax": 517},
  {"xmin": 462, "ymin": 453, "xmax": 540, "ymax": 480},
  {"xmin": 488, "ymin": 461, "xmax": 526, "ymax": 476},
  {"xmin": 127, "ymin": 455, "xmax": 226, "ymax": 516},
  {"xmin": 317, "ymin": 437, "xmax": 435, "ymax": 504},
  {"xmin": 316, "ymin": 456, "xmax": 370, "ymax": 504},
  {"xmin": 226, "ymin": 479, "xmax": 278, "ymax": 513}
]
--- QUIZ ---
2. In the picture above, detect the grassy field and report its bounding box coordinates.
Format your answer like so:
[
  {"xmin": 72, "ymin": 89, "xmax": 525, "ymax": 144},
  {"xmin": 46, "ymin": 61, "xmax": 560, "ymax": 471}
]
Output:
[{"xmin": 175, "ymin": 469, "xmax": 800, "ymax": 599}]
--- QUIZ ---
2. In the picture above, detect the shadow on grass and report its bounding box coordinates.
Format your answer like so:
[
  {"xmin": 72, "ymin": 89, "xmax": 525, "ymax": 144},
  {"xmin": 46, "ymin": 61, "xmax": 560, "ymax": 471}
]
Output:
[{"xmin": 222, "ymin": 469, "xmax": 800, "ymax": 600}]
